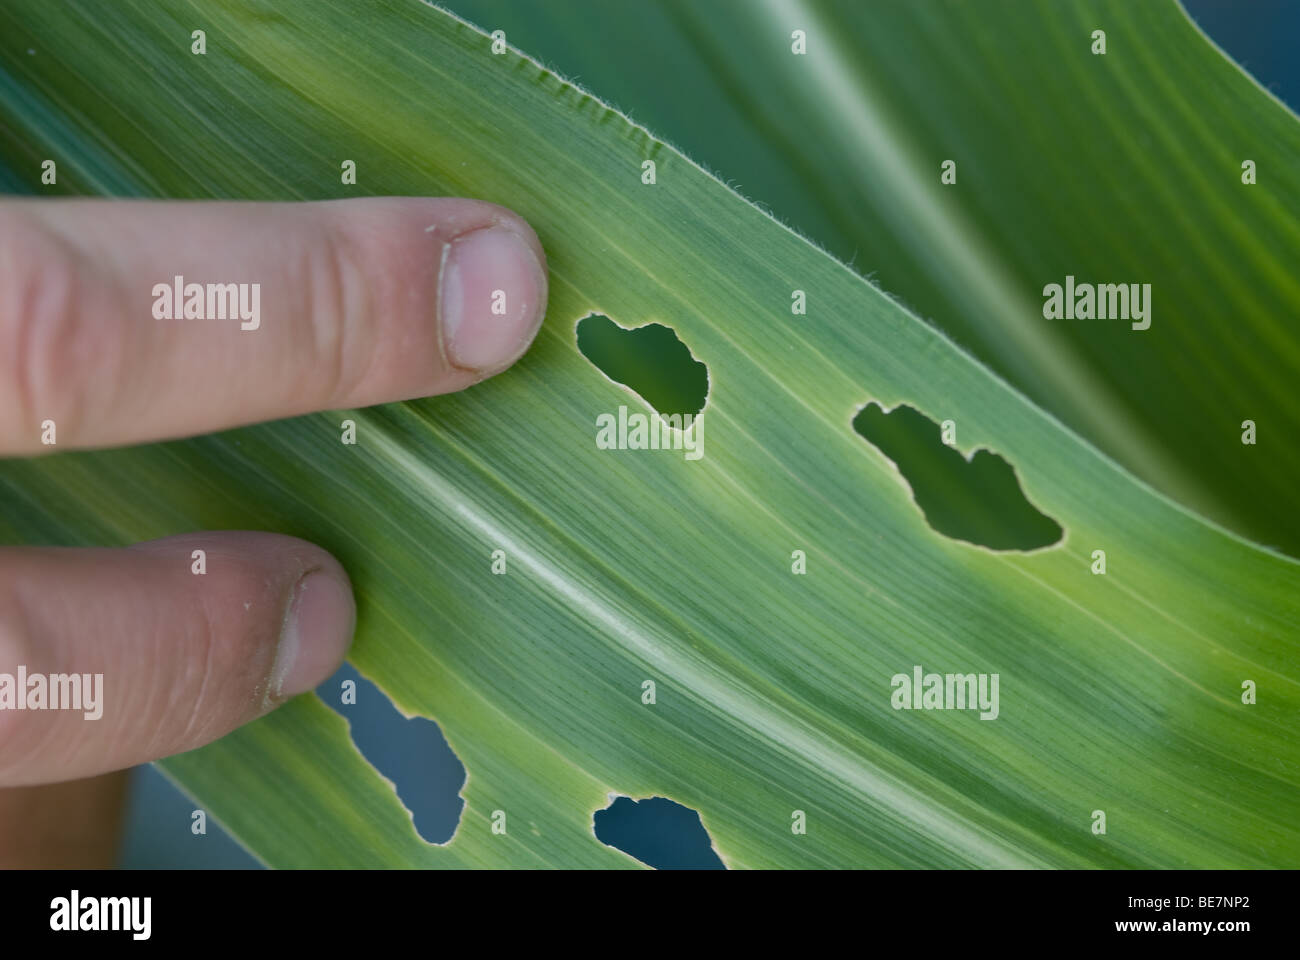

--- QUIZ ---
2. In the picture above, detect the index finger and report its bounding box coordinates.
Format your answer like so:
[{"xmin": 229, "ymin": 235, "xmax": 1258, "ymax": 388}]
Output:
[{"xmin": 0, "ymin": 196, "xmax": 548, "ymax": 454}]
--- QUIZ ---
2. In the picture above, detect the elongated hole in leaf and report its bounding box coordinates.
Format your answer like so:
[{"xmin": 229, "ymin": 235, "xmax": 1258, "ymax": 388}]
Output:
[
  {"xmin": 318, "ymin": 663, "xmax": 466, "ymax": 844},
  {"xmin": 576, "ymin": 313, "xmax": 709, "ymax": 418},
  {"xmin": 593, "ymin": 795, "xmax": 725, "ymax": 869},
  {"xmin": 853, "ymin": 402, "xmax": 1063, "ymax": 551}
]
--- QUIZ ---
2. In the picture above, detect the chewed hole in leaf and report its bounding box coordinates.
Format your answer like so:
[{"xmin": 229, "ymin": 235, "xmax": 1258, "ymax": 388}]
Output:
[
  {"xmin": 853, "ymin": 402, "xmax": 1063, "ymax": 551},
  {"xmin": 593, "ymin": 795, "xmax": 725, "ymax": 869},
  {"xmin": 318, "ymin": 662, "xmax": 466, "ymax": 844},
  {"xmin": 576, "ymin": 313, "xmax": 708, "ymax": 417}
]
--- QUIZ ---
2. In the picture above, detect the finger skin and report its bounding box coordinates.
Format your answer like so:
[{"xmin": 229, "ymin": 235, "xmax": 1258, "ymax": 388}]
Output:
[
  {"xmin": 0, "ymin": 532, "xmax": 355, "ymax": 786},
  {"xmin": 0, "ymin": 196, "xmax": 548, "ymax": 454}
]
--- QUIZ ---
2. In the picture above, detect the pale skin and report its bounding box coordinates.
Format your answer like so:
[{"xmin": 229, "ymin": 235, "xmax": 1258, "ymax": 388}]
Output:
[{"xmin": 0, "ymin": 196, "xmax": 549, "ymax": 866}]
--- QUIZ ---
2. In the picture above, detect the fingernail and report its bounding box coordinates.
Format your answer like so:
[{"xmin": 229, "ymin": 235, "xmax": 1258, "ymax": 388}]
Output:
[
  {"xmin": 440, "ymin": 223, "xmax": 547, "ymax": 372},
  {"xmin": 271, "ymin": 570, "xmax": 356, "ymax": 700}
]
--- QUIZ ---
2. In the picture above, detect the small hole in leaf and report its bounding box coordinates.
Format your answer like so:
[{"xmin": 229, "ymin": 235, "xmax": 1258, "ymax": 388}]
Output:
[
  {"xmin": 852, "ymin": 402, "xmax": 1063, "ymax": 551},
  {"xmin": 576, "ymin": 313, "xmax": 708, "ymax": 417},
  {"xmin": 318, "ymin": 663, "xmax": 466, "ymax": 844},
  {"xmin": 593, "ymin": 795, "xmax": 725, "ymax": 869}
]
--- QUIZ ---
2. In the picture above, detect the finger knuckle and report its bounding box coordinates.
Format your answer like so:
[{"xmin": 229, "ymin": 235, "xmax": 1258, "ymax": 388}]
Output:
[
  {"xmin": 170, "ymin": 567, "xmax": 277, "ymax": 747},
  {"xmin": 302, "ymin": 225, "xmax": 374, "ymax": 407},
  {"xmin": 0, "ymin": 213, "xmax": 122, "ymax": 446}
]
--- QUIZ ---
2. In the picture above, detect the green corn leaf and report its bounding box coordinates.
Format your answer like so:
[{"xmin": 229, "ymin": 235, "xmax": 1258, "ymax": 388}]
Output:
[
  {"xmin": 448, "ymin": 0, "xmax": 1300, "ymax": 559},
  {"xmin": 0, "ymin": 0, "xmax": 1296, "ymax": 868}
]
